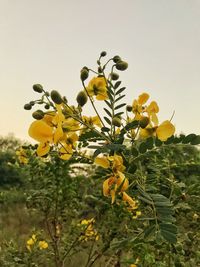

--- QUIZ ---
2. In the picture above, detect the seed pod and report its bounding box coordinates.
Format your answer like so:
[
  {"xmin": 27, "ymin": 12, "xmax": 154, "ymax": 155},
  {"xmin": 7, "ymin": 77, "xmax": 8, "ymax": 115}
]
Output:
[
  {"xmin": 113, "ymin": 56, "xmax": 121, "ymax": 63},
  {"xmin": 76, "ymin": 91, "xmax": 88, "ymax": 107},
  {"xmin": 139, "ymin": 116, "xmax": 150, "ymax": 129},
  {"xmin": 24, "ymin": 103, "xmax": 32, "ymax": 110},
  {"xmin": 80, "ymin": 67, "xmax": 89, "ymax": 81},
  {"xmin": 110, "ymin": 72, "xmax": 119, "ymax": 81},
  {"xmin": 100, "ymin": 51, "xmax": 107, "ymax": 57},
  {"xmin": 115, "ymin": 61, "xmax": 128, "ymax": 71},
  {"xmin": 33, "ymin": 84, "xmax": 43, "ymax": 93},
  {"xmin": 126, "ymin": 105, "xmax": 132, "ymax": 112},
  {"xmin": 50, "ymin": 90, "xmax": 63, "ymax": 104},
  {"xmin": 112, "ymin": 117, "xmax": 121, "ymax": 127},
  {"xmin": 32, "ymin": 110, "xmax": 44, "ymax": 120}
]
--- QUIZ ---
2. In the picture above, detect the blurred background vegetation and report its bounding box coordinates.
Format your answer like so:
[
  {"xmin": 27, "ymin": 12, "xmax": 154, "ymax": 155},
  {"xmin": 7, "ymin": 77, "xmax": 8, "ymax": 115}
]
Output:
[{"xmin": 0, "ymin": 135, "xmax": 199, "ymax": 266}]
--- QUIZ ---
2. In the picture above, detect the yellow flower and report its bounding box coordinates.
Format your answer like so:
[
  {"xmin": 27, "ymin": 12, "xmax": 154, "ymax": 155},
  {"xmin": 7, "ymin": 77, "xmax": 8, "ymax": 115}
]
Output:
[
  {"xmin": 26, "ymin": 234, "xmax": 37, "ymax": 251},
  {"xmin": 139, "ymin": 120, "xmax": 175, "ymax": 141},
  {"xmin": 103, "ymin": 172, "xmax": 129, "ymax": 204},
  {"xmin": 29, "ymin": 120, "xmax": 53, "ymax": 143},
  {"xmin": 132, "ymin": 93, "xmax": 149, "ymax": 119},
  {"xmin": 59, "ymin": 143, "xmax": 73, "ymax": 160},
  {"xmin": 95, "ymin": 154, "xmax": 125, "ymax": 173},
  {"xmin": 122, "ymin": 192, "xmax": 138, "ymax": 210},
  {"xmin": 82, "ymin": 115, "xmax": 102, "ymax": 128},
  {"xmin": 38, "ymin": 241, "xmax": 48, "ymax": 250},
  {"xmin": 86, "ymin": 77, "xmax": 108, "ymax": 100},
  {"xmin": 37, "ymin": 142, "xmax": 51, "ymax": 157},
  {"xmin": 62, "ymin": 118, "xmax": 80, "ymax": 132},
  {"xmin": 94, "ymin": 156, "xmax": 110, "ymax": 169},
  {"xmin": 156, "ymin": 120, "xmax": 175, "ymax": 141},
  {"xmin": 16, "ymin": 148, "xmax": 28, "ymax": 164}
]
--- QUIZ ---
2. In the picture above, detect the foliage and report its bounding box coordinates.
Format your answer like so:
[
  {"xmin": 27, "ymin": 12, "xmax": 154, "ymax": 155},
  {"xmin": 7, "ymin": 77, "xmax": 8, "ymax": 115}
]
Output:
[{"xmin": 1, "ymin": 52, "xmax": 200, "ymax": 266}]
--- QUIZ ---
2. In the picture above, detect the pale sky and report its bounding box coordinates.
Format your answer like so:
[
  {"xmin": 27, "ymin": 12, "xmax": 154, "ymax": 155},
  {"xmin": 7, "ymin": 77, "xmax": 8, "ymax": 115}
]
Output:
[{"xmin": 0, "ymin": 0, "xmax": 200, "ymax": 142}]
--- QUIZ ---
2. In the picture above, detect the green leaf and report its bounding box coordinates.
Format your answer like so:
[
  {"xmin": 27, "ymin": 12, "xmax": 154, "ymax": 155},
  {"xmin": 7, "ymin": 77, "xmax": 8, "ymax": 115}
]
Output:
[
  {"xmin": 160, "ymin": 228, "xmax": 177, "ymax": 243},
  {"xmin": 101, "ymin": 127, "xmax": 110, "ymax": 132},
  {"xmin": 190, "ymin": 135, "xmax": 200, "ymax": 145},
  {"xmin": 125, "ymin": 120, "xmax": 139, "ymax": 131},
  {"xmin": 144, "ymin": 225, "xmax": 156, "ymax": 239},
  {"xmin": 182, "ymin": 134, "xmax": 197, "ymax": 144},
  {"xmin": 131, "ymin": 147, "xmax": 139, "ymax": 157},
  {"xmin": 107, "ymin": 91, "xmax": 114, "ymax": 101},
  {"xmin": 155, "ymin": 138, "xmax": 163, "ymax": 147},
  {"xmin": 145, "ymin": 137, "xmax": 154, "ymax": 149},
  {"xmin": 139, "ymin": 142, "xmax": 148, "ymax": 153},
  {"xmin": 115, "ymin": 94, "xmax": 125, "ymax": 102},
  {"xmin": 164, "ymin": 135, "xmax": 174, "ymax": 144},
  {"xmin": 104, "ymin": 100, "xmax": 112, "ymax": 109},
  {"xmin": 127, "ymin": 162, "xmax": 137, "ymax": 174},
  {"xmin": 115, "ymin": 103, "xmax": 126, "ymax": 110},
  {"xmin": 114, "ymin": 81, "xmax": 121, "ymax": 89},
  {"xmin": 114, "ymin": 111, "xmax": 124, "ymax": 117},
  {"xmin": 104, "ymin": 116, "xmax": 111, "ymax": 125},
  {"xmin": 104, "ymin": 108, "xmax": 112, "ymax": 117},
  {"xmin": 116, "ymin": 87, "xmax": 126, "ymax": 95},
  {"xmin": 79, "ymin": 130, "xmax": 103, "ymax": 141}
]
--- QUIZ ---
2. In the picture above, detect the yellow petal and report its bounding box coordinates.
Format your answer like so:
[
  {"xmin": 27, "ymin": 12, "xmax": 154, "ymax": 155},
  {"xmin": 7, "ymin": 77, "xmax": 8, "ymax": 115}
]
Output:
[
  {"xmin": 94, "ymin": 157, "xmax": 110, "ymax": 169},
  {"xmin": 146, "ymin": 101, "xmax": 159, "ymax": 114},
  {"xmin": 156, "ymin": 120, "xmax": 175, "ymax": 141},
  {"xmin": 103, "ymin": 178, "xmax": 110, "ymax": 196},
  {"xmin": 29, "ymin": 120, "xmax": 53, "ymax": 143},
  {"xmin": 53, "ymin": 124, "xmax": 64, "ymax": 143},
  {"xmin": 111, "ymin": 189, "xmax": 116, "ymax": 204},
  {"xmin": 122, "ymin": 192, "xmax": 137, "ymax": 208},
  {"xmin": 59, "ymin": 153, "xmax": 72, "ymax": 160},
  {"xmin": 139, "ymin": 127, "xmax": 154, "ymax": 139},
  {"xmin": 151, "ymin": 113, "xmax": 159, "ymax": 126},
  {"xmin": 116, "ymin": 172, "xmax": 129, "ymax": 192},
  {"xmin": 138, "ymin": 93, "xmax": 149, "ymax": 105},
  {"xmin": 37, "ymin": 142, "xmax": 50, "ymax": 156}
]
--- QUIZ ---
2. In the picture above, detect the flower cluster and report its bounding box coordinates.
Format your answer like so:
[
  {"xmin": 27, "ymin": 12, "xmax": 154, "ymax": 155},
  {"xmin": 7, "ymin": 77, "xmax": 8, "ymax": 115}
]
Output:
[
  {"xmin": 16, "ymin": 147, "xmax": 28, "ymax": 164},
  {"xmin": 129, "ymin": 92, "xmax": 175, "ymax": 141},
  {"xmin": 26, "ymin": 234, "xmax": 48, "ymax": 251},
  {"xmin": 25, "ymin": 52, "xmax": 175, "ymax": 209},
  {"xmin": 78, "ymin": 218, "xmax": 99, "ymax": 242}
]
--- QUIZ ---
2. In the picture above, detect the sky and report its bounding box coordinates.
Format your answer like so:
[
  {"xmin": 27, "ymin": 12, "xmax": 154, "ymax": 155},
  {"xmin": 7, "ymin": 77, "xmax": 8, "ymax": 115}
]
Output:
[{"xmin": 0, "ymin": 0, "xmax": 200, "ymax": 143}]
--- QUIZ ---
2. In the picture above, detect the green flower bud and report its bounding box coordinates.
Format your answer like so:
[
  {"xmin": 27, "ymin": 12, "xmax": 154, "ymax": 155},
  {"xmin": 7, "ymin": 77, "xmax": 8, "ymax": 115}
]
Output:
[
  {"xmin": 24, "ymin": 104, "xmax": 32, "ymax": 110},
  {"xmin": 32, "ymin": 110, "xmax": 44, "ymax": 120},
  {"xmin": 126, "ymin": 105, "xmax": 132, "ymax": 112},
  {"xmin": 80, "ymin": 67, "xmax": 89, "ymax": 81},
  {"xmin": 98, "ymin": 66, "xmax": 103, "ymax": 73},
  {"xmin": 100, "ymin": 51, "xmax": 107, "ymax": 57},
  {"xmin": 115, "ymin": 61, "xmax": 128, "ymax": 71},
  {"xmin": 33, "ymin": 84, "xmax": 43, "ymax": 93},
  {"xmin": 139, "ymin": 116, "xmax": 150, "ymax": 129},
  {"xmin": 76, "ymin": 91, "xmax": 88, "ymax": 107},
  {"xmin": 63, "ymin": 96, "xmax": 68, "ymax": 103},
  {"xmin": 44, "ymin": 104, "xmax": 50, "ymax": 109},
  {"xmin": 113, "ymin": 56, "xmax": 121, "ymax": 63},
  {"xmin": 112, "ymin": 117, "xmax": 121, "ymax": 127},
  {"xmin": 29, "ymin": 101, "xmax": 35, "ymax": 106},
  {"xmin": 110, "ymin": 72, "xmax": 119, "ymax": 81},
  {"xmin": 50, "ymin": 90, "xmax": 63, "ymax": 104}
]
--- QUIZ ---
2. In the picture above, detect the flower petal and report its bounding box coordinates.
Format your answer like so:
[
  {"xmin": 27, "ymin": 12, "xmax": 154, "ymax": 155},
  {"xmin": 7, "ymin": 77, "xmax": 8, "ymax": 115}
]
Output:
[
  {"xmin": 138, "ymin": 93, "xmax": 149, "ymax": 105},
  {"xmin": 94, "ymin": 157, "xmax": 110, "ymax": 169},
  {"xmin": 29, "ymin": 120, "xmax": 53, "ymax": 143},
  {"xmin": 37, "ymin": 142, "xmax": 50, "ymax": 157},
  {"xmin": 156, "ymin": 120, "xmax": 175, "ymax": 141}
]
